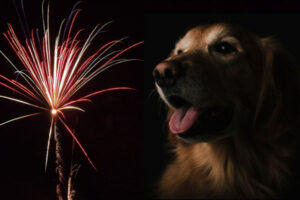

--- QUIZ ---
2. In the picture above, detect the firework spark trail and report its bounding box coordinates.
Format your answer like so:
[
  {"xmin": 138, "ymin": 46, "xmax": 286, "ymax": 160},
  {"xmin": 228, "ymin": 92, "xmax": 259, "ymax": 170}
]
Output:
[
  {"xmin": 0, "ymin": 0, "xmax": 143, "ymax": 172},
  {"xmin": 67, "ymin": 139, "xmax": 80, "ymax": 200},
  {"xmin": 54, "ymin": 122, "xmax": 65, "ymax": 200}
]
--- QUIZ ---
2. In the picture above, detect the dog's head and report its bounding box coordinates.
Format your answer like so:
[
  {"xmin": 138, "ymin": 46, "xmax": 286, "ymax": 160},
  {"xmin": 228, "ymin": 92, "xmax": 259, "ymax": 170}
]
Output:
[{"xmin": 153, "ymin": 23, "xmax": 300, "ymax": 144}]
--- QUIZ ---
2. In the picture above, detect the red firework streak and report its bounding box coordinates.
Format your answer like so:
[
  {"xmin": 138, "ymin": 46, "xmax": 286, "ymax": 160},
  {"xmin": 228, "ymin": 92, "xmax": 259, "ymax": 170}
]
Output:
[{"xmin": 0, "ymin": 1, "xmax": 143, "ymax": 171}]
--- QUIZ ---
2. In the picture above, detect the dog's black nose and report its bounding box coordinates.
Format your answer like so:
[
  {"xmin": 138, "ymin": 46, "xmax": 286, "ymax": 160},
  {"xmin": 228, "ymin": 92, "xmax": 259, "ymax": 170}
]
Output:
[{"xmin": 153, "ymin": 61, "xmax": 182, "ymax": 87}]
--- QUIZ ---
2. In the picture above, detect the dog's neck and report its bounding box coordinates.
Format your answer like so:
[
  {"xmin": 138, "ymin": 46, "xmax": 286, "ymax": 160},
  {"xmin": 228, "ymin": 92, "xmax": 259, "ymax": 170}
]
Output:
[{"xmin": 160, "ymin": 134, "xmax": 294, "ymax": 198}]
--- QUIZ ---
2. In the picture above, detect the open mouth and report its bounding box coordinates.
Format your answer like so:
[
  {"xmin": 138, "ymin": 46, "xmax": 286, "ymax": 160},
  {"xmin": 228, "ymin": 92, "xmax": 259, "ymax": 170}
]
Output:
[{"xmin": 167, "ymin": 95, "xmax": 234, "ymax": 136}]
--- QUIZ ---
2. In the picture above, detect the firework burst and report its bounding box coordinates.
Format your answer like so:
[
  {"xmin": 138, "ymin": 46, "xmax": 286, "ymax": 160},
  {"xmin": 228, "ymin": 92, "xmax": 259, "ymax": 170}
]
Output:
[{"xmin": 0, "ymin": 0, "xmax": 143, "ymax": 173}]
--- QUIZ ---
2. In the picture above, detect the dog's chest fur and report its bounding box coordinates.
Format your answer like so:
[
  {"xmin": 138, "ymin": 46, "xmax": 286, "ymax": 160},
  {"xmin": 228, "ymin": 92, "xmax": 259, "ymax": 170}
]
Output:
[{"xmin": 159, "ymin": 137, "xmax": 295, "ymax": 199}]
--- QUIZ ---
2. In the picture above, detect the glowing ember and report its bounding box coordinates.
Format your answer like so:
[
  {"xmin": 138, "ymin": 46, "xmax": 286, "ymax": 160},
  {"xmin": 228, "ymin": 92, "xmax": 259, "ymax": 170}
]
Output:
[{"xmin": 51, "ymin": 109, "xmax": 57, "ymax": 115}]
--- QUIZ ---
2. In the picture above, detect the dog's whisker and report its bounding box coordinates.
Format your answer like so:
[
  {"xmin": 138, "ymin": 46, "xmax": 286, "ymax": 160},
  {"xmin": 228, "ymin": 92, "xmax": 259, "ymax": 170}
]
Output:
[
  {"xmin": 157, "ymin": 96, "xmax": 168, "ymax": 119},
  {"xmin": 145, "ymin": 87, "xmax": 157, "ymax": 103}
]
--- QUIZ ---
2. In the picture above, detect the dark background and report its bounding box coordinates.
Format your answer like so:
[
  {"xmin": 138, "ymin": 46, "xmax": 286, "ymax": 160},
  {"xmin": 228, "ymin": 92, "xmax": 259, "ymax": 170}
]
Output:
[
  {"xmin": 0, "ymin": 0, "xmax": 143, "ymax": 199},
  {"xmin": 1, "ymin": 0, "xmax": 300, "ymax": 199},
  {"xmin": 144, "ymin": 13, "xmax": 300, "ymax": 199}
]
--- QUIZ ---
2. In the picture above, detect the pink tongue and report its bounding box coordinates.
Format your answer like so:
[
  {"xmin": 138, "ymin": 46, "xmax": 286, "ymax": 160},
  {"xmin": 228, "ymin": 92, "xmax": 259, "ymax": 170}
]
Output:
[{"xmin": 169, "ymin": 107, "xmax": 199, "ymax": 134}]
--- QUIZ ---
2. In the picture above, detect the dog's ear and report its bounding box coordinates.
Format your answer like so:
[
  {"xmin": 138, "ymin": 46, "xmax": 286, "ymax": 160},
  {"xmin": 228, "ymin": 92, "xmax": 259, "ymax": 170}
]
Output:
[{"xmin": 255, "ymin": 37, "xmax": 300, "ymax": 137}]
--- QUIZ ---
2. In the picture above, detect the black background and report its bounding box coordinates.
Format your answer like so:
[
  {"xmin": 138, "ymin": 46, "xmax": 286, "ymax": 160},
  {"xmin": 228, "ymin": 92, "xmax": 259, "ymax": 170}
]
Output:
[
  {"xmin": 144, "ymin": 12, "xmax": 300, "ymax": 200},
  {"xmin": 0, "ymin": 0, "xmax": 300, "ymax": 199},
  {"xmin": 0, "ymin": 0, "xmax": 143, "ymax": 199}
]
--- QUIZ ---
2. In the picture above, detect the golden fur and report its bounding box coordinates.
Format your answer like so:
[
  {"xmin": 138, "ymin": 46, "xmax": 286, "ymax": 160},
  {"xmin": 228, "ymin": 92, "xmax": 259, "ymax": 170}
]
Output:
[{"xmin": 156, "ymin": 24, "xmax": 300, "ymax": 199}]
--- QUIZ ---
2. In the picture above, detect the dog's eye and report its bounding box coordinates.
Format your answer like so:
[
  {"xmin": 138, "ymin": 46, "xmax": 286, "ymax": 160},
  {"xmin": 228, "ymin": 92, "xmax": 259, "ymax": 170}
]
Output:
[
  {"xmin": 177, "ymin": 49, "xmax": 183, "ymax": 55},
  {"xmin": 213, "ymin": 42, "xmax": 237, "ymax": 54}
]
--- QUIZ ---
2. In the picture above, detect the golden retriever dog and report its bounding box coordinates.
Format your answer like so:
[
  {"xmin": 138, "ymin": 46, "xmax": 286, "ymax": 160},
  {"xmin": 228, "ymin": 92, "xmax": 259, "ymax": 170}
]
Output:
[{"xmin": 152, "ymin": 23, "xmax": 300, "ymax": 199}]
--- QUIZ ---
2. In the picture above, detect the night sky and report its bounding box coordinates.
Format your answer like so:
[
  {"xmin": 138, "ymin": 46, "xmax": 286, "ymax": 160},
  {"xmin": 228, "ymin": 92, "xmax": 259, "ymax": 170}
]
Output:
[{"xmin": 0, "ymin": 0, "xmax": 143, "ymax": 199}]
